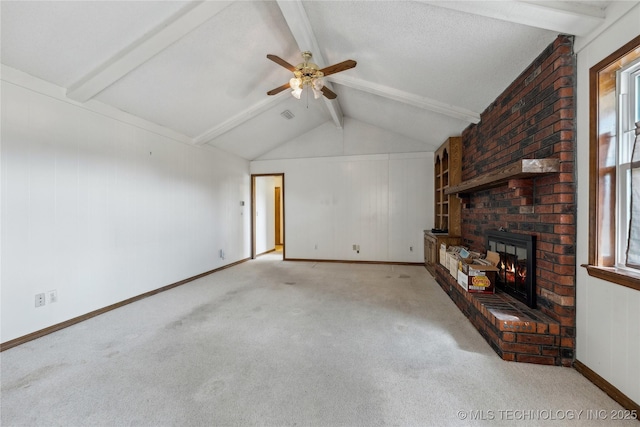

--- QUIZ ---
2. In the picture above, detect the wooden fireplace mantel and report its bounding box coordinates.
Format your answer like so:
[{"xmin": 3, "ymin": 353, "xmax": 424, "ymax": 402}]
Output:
[{"xmin": 444, "ymin": 158, "xmax": 560, "ymax": 196}]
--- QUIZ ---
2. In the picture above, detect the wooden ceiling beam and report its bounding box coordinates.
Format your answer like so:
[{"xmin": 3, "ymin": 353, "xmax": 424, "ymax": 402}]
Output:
[
  {"xmin": 418, "ymin": 0, "xmax": 605, "ymax": 36},
  {"xmin": 193, "ymin": 91, "xmax": 289, "ymax": 146},
  {"xmin": 330, "ymin": 74, "xmax": 481, "ymax": 124},
  {"xmin": 66, "ymin": 1, "xmax": 233, "ymax": 102},
  {"xmin": 276, "ymin": 0, "xmax": 344, "ymax": 129}
]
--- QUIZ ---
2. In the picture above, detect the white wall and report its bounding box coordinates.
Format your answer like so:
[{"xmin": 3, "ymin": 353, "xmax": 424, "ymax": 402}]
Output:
[
  {"xmin": 575, "ymin": 3, "xmax": 640, "ymax": 404},
  {"xmin": 251, "ymin": 152, "xmax": 432, "ymax": 263},
  {"xmin": 1, "ymin": 80, "xmax": 251, "ymax": 343},
  {"xmin": 256, "ymin": 117, "xmax": 435, "ymax": 160}
]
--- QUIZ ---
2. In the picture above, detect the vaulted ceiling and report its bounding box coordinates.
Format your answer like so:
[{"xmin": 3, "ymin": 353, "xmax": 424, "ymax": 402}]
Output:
[{"xmin": 1, "ymin": 1, "xmax": 614, "ymax": 160}]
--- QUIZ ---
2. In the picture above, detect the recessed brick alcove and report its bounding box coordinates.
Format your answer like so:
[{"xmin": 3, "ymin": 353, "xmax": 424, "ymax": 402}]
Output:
[{"xmin": 434, "ymin": 35, "xmax": 577, "ymax": 367}]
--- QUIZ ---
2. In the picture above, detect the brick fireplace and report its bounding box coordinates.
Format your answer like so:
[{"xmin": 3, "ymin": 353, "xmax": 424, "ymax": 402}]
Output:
[{"xmin": 434, "ymin": 35, "xmax": 576, "ymax": 366}]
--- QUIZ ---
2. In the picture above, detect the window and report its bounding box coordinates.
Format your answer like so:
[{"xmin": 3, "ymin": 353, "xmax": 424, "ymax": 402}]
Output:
[
  {"xmin": 620, "ymin": 59, "xmax": 640, "ymax": 268},
  {"xmin": 587, "ymin": 36, "xmax": 640, "ymax": 291}
]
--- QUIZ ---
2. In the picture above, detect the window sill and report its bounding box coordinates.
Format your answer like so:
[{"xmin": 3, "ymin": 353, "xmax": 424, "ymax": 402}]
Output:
[{"xmin": 582, "ymin": 264, "xmax": 640, "ymax": 291}]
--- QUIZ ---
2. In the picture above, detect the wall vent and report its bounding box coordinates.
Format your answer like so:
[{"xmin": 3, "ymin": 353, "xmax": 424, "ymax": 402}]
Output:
[{"xmin": 280, "ymin": 110, "xmax": 295, "ymax": 120}]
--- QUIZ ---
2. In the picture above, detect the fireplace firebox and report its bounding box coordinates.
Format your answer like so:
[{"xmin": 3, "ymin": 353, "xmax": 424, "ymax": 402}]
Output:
[{"xmin": 486, "ymin": 231, "xmax": 536, "ymax": 308}]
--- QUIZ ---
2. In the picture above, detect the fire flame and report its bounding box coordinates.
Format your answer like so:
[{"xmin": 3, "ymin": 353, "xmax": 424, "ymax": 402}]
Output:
[{"xmin": 499, "ymin": 258, "xmax": 527, "ymax": 282}]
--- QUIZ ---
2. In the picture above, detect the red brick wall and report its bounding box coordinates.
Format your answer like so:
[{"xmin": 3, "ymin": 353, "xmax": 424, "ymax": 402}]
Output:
[{"xmin": 460, "ymin": 35, "xmax": 576, "ymax": 363}]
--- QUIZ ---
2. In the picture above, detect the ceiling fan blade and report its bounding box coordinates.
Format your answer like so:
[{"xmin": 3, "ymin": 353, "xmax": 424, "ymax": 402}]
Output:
[
  {"xmin": 267, "ymin": 54, "xmax": 296, "ymax": 72},
  {"xmin": 321, "ymin": 86, "xmax": 337, "ymax": 99},
  {"xmin": 267, "ymin": 82, "xmax": 291, "ymax": 96},
  {"xmin": 319, "ymin": 60, "xmax": 357, "ymax": 77}
]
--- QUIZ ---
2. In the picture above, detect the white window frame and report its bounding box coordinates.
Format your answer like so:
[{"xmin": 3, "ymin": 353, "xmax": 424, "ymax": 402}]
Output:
[{"xmin": 616, "ymin": 59, "xmax": 640, "ymax": 269}]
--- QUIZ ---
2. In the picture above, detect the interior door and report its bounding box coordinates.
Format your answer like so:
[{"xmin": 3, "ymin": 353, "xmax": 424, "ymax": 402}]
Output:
[{"xmin": 275, "ymin": 186, "xmax": 281, "ymax": 245}]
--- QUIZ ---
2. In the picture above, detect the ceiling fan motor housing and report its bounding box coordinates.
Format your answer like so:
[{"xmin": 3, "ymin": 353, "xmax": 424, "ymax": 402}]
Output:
[{"xmin": 295, "ymin": 51, "xmax": 324, "ymax": 87}]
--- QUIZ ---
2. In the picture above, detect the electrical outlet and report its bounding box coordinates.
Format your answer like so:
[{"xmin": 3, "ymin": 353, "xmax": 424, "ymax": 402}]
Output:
[
  {"xmin": 35, "ymin": 293, "xmax": 45, "ymax": 308},
  {"xmin": 47, "ymin": 290, "xmax": 58, "ymax": 304}
]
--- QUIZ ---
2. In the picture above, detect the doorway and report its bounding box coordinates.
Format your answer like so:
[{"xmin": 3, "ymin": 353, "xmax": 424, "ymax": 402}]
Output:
[{"xmin": 251, "ymin": 173, "xmax": 285, "ymax": 259}]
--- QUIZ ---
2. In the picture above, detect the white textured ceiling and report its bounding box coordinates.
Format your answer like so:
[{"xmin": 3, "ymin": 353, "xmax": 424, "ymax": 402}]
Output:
[
  {"xmin": 0, "ymin": 1, "xmax": 187, "ymax": 87},
  {"xmin": 1, "ymin": 1, "xmax": 615, "ymax": 160}
]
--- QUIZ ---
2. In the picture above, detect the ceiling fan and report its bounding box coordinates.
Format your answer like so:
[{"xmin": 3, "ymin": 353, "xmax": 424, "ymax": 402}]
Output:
[{"xmin": 266, "ymin": 51, "xmax": 356, "ymax": 100}]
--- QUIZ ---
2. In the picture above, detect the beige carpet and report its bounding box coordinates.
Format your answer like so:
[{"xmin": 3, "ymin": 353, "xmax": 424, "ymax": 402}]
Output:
[{"xmin": 1, "ymin": 252, "xmax": 625, "ymax": 426}]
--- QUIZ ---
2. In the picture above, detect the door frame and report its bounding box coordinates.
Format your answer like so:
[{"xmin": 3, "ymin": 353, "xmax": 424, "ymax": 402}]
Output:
[{"xmin": 251, "ymin": 173, "xmax": 285, "ymax": 259}]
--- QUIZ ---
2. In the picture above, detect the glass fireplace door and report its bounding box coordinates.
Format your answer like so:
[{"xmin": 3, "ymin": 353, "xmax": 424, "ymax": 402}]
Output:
[{"xmin": 486, "ymin": 231, "xmax": 536, "ymax": 308}]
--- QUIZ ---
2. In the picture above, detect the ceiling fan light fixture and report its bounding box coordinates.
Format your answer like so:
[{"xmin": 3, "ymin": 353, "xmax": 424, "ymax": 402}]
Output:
[
  {"xmin": 289, "ymin": 77, "xmax": 301, "ymax": 90},
  {"xmin": 267, "ymin": 51, "xmax": 356, "ymax": 100}
]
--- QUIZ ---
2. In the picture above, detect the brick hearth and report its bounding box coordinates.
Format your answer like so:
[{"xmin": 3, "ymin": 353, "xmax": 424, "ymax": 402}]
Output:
[{"xmin": 434, "ymin": 264, "xmax": 564, "ymax": 366}]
